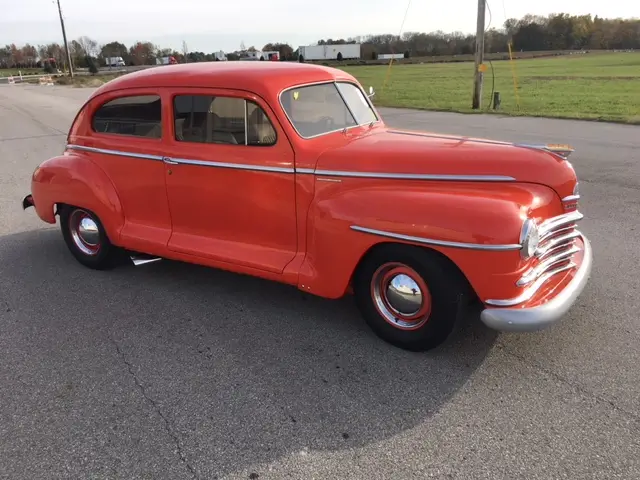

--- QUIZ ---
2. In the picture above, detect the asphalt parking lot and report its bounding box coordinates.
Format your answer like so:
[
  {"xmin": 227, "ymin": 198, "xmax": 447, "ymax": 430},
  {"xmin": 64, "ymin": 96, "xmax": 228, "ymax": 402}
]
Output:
[{"xmin": 1, "ymin": 83, "xmax": 639, "ymax": 480}]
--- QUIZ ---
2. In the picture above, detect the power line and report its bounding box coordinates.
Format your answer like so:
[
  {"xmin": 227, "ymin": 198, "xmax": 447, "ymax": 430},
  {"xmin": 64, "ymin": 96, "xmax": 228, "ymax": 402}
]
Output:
[{"xmin": 382, "ymin": 0, "xmax": 412, "ymax": 93}]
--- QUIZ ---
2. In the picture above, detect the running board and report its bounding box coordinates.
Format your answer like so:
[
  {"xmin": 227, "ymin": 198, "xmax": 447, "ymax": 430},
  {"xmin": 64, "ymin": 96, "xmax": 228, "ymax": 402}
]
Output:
[{"xmin": 130, "ymin": 254, "xmax": 162, "ymax": 266}]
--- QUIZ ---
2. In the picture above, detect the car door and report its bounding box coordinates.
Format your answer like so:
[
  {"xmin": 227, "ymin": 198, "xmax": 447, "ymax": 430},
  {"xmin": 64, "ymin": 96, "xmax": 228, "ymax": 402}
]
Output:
[
  {"xmin": 161, "ymin": 87, "xmax": 298, "ymax": 274},
  {"xmin": 75, "ymin": 89, "xmax": 172, "ymax": 254}
]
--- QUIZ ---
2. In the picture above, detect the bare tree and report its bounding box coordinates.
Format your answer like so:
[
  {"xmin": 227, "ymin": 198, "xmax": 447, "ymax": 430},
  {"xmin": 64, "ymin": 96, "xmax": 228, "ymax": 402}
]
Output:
[{"xmin": 76, "ymin": 36, "xmax": 99, "ymax": 57}]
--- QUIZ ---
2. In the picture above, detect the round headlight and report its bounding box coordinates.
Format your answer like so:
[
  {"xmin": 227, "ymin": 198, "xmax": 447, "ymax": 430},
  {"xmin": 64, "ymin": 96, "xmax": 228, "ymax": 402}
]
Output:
[{"xmin": 520, "ymin": 218, "xmax": 539, "ymax": 259}]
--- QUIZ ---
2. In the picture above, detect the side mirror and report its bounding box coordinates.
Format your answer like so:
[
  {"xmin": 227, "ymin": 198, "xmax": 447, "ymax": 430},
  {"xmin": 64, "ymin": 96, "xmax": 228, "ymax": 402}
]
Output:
[{"xmin": 367, "ymin": 86, "xmax": 375, "ymax": 98}]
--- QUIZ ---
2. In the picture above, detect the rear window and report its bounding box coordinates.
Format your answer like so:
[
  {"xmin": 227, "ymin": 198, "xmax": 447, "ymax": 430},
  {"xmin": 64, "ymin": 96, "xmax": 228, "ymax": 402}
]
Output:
[{"xmin": 92, "ymin": 95, "xmax": 162, "ymax": 138}]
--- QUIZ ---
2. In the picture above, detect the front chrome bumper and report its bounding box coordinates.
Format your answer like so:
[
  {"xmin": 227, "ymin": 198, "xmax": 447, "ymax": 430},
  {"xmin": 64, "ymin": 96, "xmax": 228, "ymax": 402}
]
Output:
[{"xmin": 480, "ymin": 233, "xmax": 592, "ymax": 333}]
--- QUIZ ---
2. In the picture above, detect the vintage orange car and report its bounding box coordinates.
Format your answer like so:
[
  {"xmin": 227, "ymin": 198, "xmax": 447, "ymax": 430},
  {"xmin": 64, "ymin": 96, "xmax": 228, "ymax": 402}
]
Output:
[{"xmin": 22, "ymin": 62, "xmax": 592, "ymax": 351}]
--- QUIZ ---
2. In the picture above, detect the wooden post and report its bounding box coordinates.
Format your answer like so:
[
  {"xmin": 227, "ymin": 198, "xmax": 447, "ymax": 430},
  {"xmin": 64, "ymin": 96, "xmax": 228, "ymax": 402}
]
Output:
[
  {"xmin": 56, "ymin": 0, "xmax": 74, "ymax": 77},
  {"xmin": 472, "ymin": 0, "xmax": 486, "ymax": 109}
]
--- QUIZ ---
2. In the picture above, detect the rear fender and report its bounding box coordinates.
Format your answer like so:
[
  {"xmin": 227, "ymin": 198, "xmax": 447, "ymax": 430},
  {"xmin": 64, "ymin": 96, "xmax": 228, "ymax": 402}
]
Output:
[
  {"xmin": 298, "ymin": 180, "xmax": 562, "ymax": 301},
  {"xmin": 31, "ymin": 153, "xmax": 124, "ymax": 242}
]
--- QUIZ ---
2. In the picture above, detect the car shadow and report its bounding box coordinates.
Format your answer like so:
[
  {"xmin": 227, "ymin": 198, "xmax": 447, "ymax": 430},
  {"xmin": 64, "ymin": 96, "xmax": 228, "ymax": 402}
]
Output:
[{"xmin": 0, "ymin": 228, "xmax": 499, "ymax": 478}]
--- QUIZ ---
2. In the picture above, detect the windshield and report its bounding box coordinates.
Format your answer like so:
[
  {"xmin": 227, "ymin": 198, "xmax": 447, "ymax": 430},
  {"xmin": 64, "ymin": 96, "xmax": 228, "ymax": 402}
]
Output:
[{"xmin": 280, "ymin": 81, "xmax": 378, "ymax": 138}]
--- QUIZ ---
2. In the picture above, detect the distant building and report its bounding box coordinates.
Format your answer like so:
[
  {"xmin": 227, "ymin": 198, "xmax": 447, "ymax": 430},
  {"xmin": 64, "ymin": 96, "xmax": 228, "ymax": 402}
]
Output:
[{"xmin": 238, "ymin": 50, "xmax": 280, "ymax": 61}]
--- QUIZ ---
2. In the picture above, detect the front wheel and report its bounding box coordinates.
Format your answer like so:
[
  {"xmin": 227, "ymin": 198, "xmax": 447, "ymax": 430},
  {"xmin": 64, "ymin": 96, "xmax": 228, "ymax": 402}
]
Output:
[
  {"xmin": 353, "ymin": 244, "xmax": 470, "ymax": 352},
  {"xmin": 59, "ymin": 206, "xmax": 119, "ymax": 270}
]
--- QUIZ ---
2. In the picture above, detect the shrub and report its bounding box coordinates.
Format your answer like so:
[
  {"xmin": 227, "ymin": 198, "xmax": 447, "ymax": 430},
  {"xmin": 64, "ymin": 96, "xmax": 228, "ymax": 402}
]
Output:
[{"xmin": 87, "ymin": 56, "xmax": 98, "ymax": 74}]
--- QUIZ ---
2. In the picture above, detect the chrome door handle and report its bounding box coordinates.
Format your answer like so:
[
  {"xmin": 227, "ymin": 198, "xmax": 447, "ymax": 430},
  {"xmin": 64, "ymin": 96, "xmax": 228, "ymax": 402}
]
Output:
[{"xmin": 162, "ymin": 157, "xmax": 178, "ymax": 165}]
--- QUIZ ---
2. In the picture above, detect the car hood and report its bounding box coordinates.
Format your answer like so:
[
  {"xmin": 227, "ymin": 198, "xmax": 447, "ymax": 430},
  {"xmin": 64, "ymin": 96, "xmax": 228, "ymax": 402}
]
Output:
[{"xmin": 314, "ymin": 127, "xmax": 577, "ymax": 198}]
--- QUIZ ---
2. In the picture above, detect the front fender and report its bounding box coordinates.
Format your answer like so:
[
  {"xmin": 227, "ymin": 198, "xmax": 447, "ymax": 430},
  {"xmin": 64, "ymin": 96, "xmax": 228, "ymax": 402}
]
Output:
[
  {"xmin": 31, "ymin": 153, "xmax": 124, "ymax": 243},
  {"xmin": 298, "ymin": 180, "xmax": 563, "ymax": 300}
]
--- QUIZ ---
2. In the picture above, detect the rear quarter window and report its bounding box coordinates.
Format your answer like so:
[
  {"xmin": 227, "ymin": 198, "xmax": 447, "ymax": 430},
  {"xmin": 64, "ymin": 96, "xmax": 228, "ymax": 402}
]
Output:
[{"xmin": 92, "ymin": 95, "xmax": 162, "ymax": 139}]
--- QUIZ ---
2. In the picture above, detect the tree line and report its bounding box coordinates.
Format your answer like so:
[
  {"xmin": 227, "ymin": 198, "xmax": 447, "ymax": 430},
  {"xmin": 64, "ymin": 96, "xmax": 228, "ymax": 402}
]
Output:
[
  {"xmin": 343, "ymin": 13, "xmax": 639, "ymax": 59},
  {"xmin": 1, "ymin": 12, "xmax": 638, "ymax": 70}
]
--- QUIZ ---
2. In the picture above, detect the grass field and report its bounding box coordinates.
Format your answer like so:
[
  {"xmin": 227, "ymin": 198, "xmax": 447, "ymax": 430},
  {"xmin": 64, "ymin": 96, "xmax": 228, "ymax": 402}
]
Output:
[
  {"xmin": 0, "ymin": 68, "xmax": 42, "ymax": 77},
  {"xmin": 341, "ymin": 51, "xmax": 640, "ymax": 124}
]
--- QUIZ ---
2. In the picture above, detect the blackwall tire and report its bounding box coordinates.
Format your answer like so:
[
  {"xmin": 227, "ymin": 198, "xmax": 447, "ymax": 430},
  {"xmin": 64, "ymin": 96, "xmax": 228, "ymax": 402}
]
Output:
[{"xmin": 353, "ymin": 244, "xmax": 469, "ymax": 352}]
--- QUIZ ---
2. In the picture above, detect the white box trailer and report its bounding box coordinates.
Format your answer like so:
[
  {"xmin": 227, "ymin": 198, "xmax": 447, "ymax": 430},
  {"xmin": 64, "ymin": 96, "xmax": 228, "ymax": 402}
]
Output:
[
  {"xmin": 299, "ymin": 44, "xmax": 360, "ymax": 60},
  {"xmin": 105, "ymin": 56, "xmax": 125, "ymax": 67},
  {"xmin": 377, "ymin": 53, "xmax": 404, "ymax": 60}
]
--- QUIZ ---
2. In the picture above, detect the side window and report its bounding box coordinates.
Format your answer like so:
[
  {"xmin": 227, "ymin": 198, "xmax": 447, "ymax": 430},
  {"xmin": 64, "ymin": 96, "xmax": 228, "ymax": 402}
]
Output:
[
  {"xmin": 173, "ymin": 95, "xmax": 276, "ymax": 146},
  {"xmin": 92, "ymin": 95, "xmax": 162, "ymax": 138}
]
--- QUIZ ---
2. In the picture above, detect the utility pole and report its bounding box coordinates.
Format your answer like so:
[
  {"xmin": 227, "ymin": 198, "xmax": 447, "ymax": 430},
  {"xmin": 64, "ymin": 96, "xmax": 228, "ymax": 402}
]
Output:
[
  {"xmin": 471, "ymin": 0, "xmax": 485, "ymax": 109},
  {"xmin": 182, "ymin": 40, "xmax": 189, "ymax": 63},
  {"xmin": 56, "ymin": 0, "xmax": 74, "ymax": 77}
]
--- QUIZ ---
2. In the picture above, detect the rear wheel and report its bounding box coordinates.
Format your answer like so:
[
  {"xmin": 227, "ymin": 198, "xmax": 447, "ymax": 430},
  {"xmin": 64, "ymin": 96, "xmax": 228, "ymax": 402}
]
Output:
[
  {"xmin": 353, "ymin": 244, "xmax": 469, "ymax": 352},
  {"xmin": 59, "ymin": 206, "xmax": 119, "ymax": 270}
]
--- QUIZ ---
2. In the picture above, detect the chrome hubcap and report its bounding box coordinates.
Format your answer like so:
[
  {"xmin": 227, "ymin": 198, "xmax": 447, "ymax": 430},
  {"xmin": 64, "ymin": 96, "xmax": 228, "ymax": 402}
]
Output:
[
  {"xmin": 385, "ymin": 274, "xmax": 423, "ymax": 316},
  {"xmin": 69, "ymin": 210, "xmax": 100, "ymax": 256},
  {"xmin": 371, "ymin": 263, "xmax": 432, "ymax": 330}
]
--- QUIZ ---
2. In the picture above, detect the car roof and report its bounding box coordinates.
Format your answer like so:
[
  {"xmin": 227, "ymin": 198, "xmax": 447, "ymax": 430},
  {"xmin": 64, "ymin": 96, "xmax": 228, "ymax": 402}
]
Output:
[{"xmin": 90, "ymin": 61, "xmax": 359, "ymax": 101}]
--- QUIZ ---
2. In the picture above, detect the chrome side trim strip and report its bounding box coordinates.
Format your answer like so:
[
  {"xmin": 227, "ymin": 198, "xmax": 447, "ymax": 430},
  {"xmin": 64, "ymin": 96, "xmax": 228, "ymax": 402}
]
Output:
[
  {"xmin": 314, "ymin": 170, "xmax": 516, "ymax": 181},
  {"xmin": 67, "ymin": 144, "xmax": 163, "ymax": 161},
  {"xmin": 67, "ymin": 144, "xmax": 516, "ymax": 181},
  {"xmin": 485, "ymin": 262, "xmax": 576, "ymax": 307},
  {"xmin": 67, "ymin": 144, "xmax": 295, "ymax": 174},
  {"xmin": 350, "ymin": 225, "xmax": 522, "ymax": 251},
  {"xmin": 169, "ymin": 157, "xmax": 295, "ymax": 173}
]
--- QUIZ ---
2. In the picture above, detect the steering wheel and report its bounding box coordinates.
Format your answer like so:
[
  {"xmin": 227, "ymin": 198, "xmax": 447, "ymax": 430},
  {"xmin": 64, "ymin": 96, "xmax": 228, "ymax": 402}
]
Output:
[{"xmin": 317, "ymin": 116, "xmax": 335, "ymax": 129}]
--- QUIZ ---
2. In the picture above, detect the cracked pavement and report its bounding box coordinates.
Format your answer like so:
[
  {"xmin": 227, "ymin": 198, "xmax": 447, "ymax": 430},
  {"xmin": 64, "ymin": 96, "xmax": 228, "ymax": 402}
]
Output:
[
  {"xmin": 112, "ymin": 337, "xmax": 199, "ymax": 478},
  {"xmin": 0, "ymin": 84, "xmax": 639, "ymax": 479}
]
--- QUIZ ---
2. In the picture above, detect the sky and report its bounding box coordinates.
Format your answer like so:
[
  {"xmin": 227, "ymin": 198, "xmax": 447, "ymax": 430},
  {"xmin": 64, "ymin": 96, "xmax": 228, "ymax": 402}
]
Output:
[{"xmin": 0, "ymin": 0, "xmax": 636, "ymax": 53}]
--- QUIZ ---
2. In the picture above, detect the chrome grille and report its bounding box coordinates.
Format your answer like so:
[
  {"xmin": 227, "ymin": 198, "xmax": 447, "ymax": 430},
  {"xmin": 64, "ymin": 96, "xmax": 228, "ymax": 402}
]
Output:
[{"xmin": 517, "ymin": 210, "xmax": 583, "ymax": 287}]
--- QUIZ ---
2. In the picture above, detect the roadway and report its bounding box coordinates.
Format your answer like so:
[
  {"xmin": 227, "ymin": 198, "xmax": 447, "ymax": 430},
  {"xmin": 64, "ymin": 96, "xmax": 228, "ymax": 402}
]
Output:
[{"xmin": 0, "ymin": 83, "xmax": 639, "ymax": 479}]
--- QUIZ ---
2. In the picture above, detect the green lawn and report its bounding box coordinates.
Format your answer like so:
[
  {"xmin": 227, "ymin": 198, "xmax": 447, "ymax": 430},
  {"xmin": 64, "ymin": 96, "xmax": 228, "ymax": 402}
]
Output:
[
  {"xmin": 0, "ymin": 68, "xmax": 41, "ymax": 77},
  {"xmin": 341, "ymin": 52, "xmax": 640, "ymax": 124}
]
